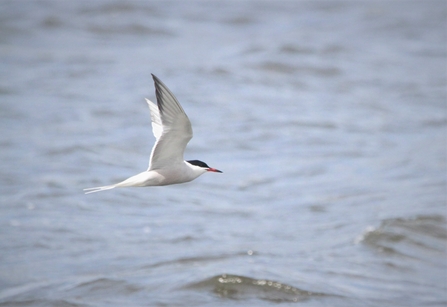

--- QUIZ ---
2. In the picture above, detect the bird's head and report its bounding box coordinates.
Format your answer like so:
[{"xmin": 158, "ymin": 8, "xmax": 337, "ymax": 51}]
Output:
[{"xmin": 187, "ymin": 160, "xmax": 222, "ymax": 173}]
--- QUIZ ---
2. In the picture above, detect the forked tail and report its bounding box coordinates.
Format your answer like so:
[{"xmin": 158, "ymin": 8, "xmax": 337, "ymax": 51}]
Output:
[
  {"xmin": 83, "ymin": 185, "xmax": 116, "ymax": 194},
  {"xmin": 84, "ymin": 172, "xmax": 152, "ymax": 194}
]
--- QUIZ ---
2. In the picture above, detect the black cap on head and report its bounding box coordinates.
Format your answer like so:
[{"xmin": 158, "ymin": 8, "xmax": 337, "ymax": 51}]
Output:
[{"xmin": 187, "ymin": 160, "xmax": 210, "ymax": 168}]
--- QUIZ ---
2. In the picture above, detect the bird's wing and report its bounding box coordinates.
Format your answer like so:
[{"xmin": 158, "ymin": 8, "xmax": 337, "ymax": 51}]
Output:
[{"xmin": 146, "ymin": 74, "xmax": 193, "ymax": 171}]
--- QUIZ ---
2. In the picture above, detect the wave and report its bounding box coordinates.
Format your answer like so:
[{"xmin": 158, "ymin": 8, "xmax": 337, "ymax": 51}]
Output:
[{"xmin": 184, "ymin": 273, "xmax": 332, "ymax": 303}]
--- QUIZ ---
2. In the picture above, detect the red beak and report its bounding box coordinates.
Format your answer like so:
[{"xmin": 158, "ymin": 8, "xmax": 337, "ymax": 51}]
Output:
[{"xmin": 207, "ymin": 168, "xmax": 222, "ymax": 173}]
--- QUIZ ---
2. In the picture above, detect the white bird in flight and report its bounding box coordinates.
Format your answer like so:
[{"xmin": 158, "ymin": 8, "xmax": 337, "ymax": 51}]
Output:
[{"xmin": 84, "ymin": 74, "xmax": 222, "ymax": 194}]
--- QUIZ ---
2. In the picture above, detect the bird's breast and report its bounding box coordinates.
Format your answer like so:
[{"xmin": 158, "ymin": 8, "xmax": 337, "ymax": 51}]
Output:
[{"xmin": 152, "ymin": 164, "xmax": 200, "ymax": 186}]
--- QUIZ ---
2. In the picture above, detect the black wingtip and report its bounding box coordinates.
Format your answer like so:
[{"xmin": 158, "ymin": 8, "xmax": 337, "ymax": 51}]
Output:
[
  {"xmin": 151, "ymin": 73, "xmax": 161, "ymax": 83},
  {"xmin": 150, "ymin": 74, "xmax": 186, "ymax": 116},
  {"xmin": 151, "ymin": 74, "xmax": 165, "ymax": 113},
  {"xmin": 151, "ymin": 74, "xmax": 164, "ymax": 90}
]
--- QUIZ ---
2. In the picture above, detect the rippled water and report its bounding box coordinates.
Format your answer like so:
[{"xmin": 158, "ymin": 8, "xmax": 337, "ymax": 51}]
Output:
[{"xmin": 1, "ymin": 1, "xmax": 446, "ymax": 306}]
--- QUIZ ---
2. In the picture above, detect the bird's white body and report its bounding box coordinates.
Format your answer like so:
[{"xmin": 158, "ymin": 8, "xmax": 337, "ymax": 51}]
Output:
[
  {"xmin": 84, "ymin": 74, "xmax": 221, "ymax": 194},
  {"xmin": 85, "ymin": 162, "xmax": 208, "ymax": 193}
]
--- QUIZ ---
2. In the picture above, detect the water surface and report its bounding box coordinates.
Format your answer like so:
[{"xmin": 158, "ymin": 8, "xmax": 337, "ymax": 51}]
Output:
[{"xmin": 0, "ymin": 1, "xmax": 446, "ymax": 306}]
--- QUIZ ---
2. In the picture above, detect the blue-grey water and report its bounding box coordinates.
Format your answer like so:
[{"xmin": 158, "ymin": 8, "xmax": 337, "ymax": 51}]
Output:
[{"xmin": 1, "ymin": 1, "xmax": 446, "ymax": 306}]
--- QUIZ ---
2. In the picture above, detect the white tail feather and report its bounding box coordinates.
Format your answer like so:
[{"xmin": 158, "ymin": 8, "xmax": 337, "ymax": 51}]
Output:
[
  {"xmin": 83, "ymin": 185, "xmax": 116, "ymax": 194},
  {"xmin": 83, "ymin": 171, "xmax": 155, "ymax": 194}
]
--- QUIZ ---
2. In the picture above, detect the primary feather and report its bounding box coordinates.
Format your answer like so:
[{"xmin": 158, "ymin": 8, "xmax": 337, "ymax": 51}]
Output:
[{"xmin": 146, "ymin": 74, "xmax": 193, "ymax": 171}]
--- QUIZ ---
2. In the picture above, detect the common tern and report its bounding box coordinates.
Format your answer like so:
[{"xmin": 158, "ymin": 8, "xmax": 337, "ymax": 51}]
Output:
[{"xmin": 84, "ymin": 74, "xmax": 222, "ymax": 194}]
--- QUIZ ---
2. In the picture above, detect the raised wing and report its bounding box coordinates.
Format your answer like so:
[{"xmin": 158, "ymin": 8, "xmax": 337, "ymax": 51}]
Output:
[{"xmin": 146, "ymin": 74, "xmax": 193, "ymax": 171}]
